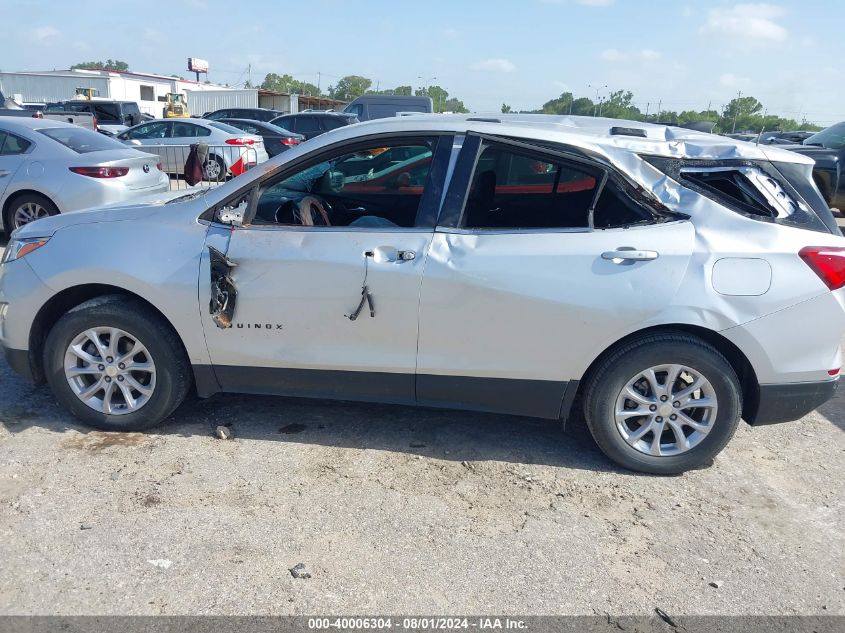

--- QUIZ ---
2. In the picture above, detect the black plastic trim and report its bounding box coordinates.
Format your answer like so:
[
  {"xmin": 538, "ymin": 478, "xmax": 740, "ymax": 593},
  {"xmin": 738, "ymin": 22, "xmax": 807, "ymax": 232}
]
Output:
[
  {"xmin": 745, "ymin": 379, "xmax": 839, "ymax": 425},
  {"xmin": 194, "ymin": 365, "xmax": 568, "ymax": 419},
  {"xmin": 2, "ymin": 345, "xmax": 35, "ymax": 382},
  {"xmin": 416, "ymin": 374, "xmax": 567, "ymax": 419}
]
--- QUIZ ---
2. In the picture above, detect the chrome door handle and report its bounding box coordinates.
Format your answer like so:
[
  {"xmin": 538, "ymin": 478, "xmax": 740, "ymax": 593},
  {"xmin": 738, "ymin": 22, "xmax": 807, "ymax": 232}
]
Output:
[
  {"xmin": 601, "ymin": 248, "xmax": 659, "ymax": 263},
  {"xmin": 0, "ymin": 170, "xmax": 10, "ymax": 177},
  {"xmin": 367, "ymin": 246, "xmax": 416, "ymax": 263}
]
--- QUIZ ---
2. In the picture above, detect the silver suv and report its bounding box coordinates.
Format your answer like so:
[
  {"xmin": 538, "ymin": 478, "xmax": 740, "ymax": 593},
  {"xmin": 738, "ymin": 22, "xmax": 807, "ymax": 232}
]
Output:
[{"xmin": 2, "ymin": 114, "xmax": 844, "ymax": 474}]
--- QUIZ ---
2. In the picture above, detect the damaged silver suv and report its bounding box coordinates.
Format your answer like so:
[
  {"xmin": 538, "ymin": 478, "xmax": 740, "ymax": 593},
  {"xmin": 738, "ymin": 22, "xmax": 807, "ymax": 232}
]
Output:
[{"xmin": 2, "ymin": 114, "xmax": 844, "ymax": 474}]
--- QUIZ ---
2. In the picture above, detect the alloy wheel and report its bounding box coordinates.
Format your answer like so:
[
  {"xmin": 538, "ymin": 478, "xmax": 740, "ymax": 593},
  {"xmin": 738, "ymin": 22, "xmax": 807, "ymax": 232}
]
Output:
[
  {"xmin": 203, "ymin": 158, "xmax": 222, "ymax": 180},
  {"xmin": 63, "ymin": 327, "xmax": 157, "ymax": 415},
  {"xmin": 13, "ymin": 201, "xmax": 50, "ymax": 229},
  {"xmin": 614, "ymin": 364, "xmax": 718, "ymax": 457}
]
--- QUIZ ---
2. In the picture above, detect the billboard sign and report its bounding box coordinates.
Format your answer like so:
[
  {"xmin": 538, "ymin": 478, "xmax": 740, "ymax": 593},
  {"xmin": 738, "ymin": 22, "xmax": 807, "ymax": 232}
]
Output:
[{"xmin": 188, "ymin": 58, "xmax": 209, "ymax": 74}]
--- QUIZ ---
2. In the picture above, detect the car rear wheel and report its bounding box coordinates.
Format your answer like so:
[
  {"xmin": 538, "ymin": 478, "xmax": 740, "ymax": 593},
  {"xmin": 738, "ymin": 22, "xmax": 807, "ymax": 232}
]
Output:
[
  {"xmin": 203, "ymin": 155, "xmax": 226, "ymax": 182},
  {"xmin": 5, "ymin": 193, "xmax": 59, "ymax": 232},
  {"xmin": 43, "ymin": 295, "xmax": 191, "ymax": 431},
  {"xmin": 582, "ymin": 333, "xmax": 741, "ymax": 474}
]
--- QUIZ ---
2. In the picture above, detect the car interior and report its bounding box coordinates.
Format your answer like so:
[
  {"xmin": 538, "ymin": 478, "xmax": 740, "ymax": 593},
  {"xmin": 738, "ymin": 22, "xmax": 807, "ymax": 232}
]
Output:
[
  {"xmin": 462, "ymin": 145, "xmax": 653, "ymax": 229},
  {"xmin": 253, "ymin": 144, "xmax": 434, "ymax": 228}
]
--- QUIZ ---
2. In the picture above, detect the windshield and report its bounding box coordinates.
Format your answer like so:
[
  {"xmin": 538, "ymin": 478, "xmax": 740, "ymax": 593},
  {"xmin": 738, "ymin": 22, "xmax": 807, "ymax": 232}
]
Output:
[
  {"xmin": 37, "ymin": 127, "xmax": 127, "ymax": 153},
  {"xmin": 803, "ymin": 122, "xmax": 845, "ymax": 149}
]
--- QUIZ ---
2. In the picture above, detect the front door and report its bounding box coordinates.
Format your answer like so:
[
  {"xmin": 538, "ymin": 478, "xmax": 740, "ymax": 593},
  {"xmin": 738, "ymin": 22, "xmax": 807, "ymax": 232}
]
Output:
[
  {"xmin": 416, "ymin": 136, "xmax": 696, "ymax": 418},
  {"xmin": 199, "ymin": 135, "xmax": 453, "ymax": 403}
]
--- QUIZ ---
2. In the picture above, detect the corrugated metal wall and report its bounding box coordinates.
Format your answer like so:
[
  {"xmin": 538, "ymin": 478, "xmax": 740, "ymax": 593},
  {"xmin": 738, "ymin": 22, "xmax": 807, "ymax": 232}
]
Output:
[
  {"xmin": 0, "ymin": 73, "xmax": 110, "ymax": 103},
  {"xmin": 184, "ymin": 89, "xmax": 258, "ymax": 116}
]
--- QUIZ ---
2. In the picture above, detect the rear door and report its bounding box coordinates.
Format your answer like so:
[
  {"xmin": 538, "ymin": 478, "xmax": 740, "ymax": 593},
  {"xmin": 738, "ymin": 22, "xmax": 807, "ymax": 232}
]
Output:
[
  {"xmin": 0, "ymin": 131, "xmax": 31, "ymax": 201},
  {"xmin": 415, "ymin": 135, "xmax": 695, "ymax": 418},
  {"xmin": 121, "ymin": 121, "xmax": 172, "ymax": 169}
]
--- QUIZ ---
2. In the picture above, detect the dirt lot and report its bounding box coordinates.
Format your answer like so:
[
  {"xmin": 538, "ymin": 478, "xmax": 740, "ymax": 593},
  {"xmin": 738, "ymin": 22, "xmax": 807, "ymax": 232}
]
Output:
[{"xmin": 0, "ymin": 240, "xmax": 843, "ymax": 617}]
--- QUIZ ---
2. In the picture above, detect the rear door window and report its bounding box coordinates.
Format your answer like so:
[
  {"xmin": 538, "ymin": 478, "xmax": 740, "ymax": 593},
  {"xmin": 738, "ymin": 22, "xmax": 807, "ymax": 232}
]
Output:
[
  {"xmin": 0, "ymin": 132, "xmax": 32, "ymax": 155},
  {"xmin": 461, "ymin": 145, "xmax": 599, "ymax": 229},
  {"xmin": 295, "ymin": 117, "xmax": 321, "ymax": 135},
  {"xmin": 93, "ymin": 103, "xmax": 121, "ymax": 123}
]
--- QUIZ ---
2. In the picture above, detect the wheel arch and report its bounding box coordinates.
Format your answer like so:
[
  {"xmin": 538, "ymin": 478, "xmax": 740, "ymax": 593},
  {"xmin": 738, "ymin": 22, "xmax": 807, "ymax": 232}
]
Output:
[
  {"xmin": 2, "ymin": 189, "xmax": 61, "ymax": 233},
  {"xmin": 27, "ymin": 284, "xmax": 191, "ymax": 387},
  {"xmin": 567, "ymin": 323, "xmax": 760, "ymax": 425}
]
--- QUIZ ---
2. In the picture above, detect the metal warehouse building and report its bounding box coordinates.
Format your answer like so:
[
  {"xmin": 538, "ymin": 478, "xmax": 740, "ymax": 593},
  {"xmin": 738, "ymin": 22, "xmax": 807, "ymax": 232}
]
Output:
[
  {"xmin": 1, "ymin": 69, "xmax": 348, "ymax": 117},
  {"xmin": 0, "ymin": 68, "xmax": 230, "ymax": 116}
]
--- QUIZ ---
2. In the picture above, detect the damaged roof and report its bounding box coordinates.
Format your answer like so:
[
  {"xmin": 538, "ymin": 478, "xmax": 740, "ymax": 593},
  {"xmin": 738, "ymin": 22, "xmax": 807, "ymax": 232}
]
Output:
[{"xmin": 321, "ymin": 113, "xmax": 814, "ymax": 166}]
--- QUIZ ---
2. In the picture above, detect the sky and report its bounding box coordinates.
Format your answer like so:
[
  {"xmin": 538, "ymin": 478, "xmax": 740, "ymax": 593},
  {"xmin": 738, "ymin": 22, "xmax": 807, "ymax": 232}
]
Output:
[{"xmin": 1, "ymin": 0, "xmax": 842, "ymax": 126}]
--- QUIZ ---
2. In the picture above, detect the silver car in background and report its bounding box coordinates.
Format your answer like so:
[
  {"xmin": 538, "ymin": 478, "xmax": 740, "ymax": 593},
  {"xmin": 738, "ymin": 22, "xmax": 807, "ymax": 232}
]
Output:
[
  {"xmin": 0, "ymin": 117, "xmax": 168, "ymax": 233},
  {"xmin": 2, "ymin": 114, "xmax": 844, "ymax": 474},
  {"xmin": 116, "ymin": 118, "xmax": 268, "ymax": 181}
]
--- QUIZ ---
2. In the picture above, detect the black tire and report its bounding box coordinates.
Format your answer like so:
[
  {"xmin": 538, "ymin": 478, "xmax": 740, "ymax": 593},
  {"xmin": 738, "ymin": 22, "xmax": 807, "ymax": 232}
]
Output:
[
  {"xmin": 582, "ymin": 332, "xmax": 741, "ymax": 475},
  {"xmin": 43, "ymin": 295, "xmax": 192, "ymax": 431},
  {"xmin": 4, "ymin": 192, "xmax": 59, "ymax": 234},
  {"xmin": 203, "ymin": 155, "xmax": 227, "ymax": 182}
]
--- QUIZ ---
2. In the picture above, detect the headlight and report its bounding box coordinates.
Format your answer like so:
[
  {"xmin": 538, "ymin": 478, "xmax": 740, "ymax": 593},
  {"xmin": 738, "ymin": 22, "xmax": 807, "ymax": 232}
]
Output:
[{"xmin": 0, "ymin": 237, "xmax": 50, "ymax": 264}]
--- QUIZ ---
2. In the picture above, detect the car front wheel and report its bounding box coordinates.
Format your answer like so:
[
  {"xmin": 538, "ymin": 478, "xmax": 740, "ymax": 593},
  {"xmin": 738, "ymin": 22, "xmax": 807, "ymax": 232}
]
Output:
[
  {"xmin": 582, "ymin": 333, "xmax": 741, "ymax": 474},
  {"xmin": 43, "ymin": 295, "xmax": 191, "ymax": 431}
]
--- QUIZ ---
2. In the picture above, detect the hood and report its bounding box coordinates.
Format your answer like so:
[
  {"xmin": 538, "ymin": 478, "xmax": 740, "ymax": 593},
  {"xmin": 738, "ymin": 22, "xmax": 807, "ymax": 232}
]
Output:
[{"xmin": 12, "ymin": 189, "xmax": 198, "ymax": 239}]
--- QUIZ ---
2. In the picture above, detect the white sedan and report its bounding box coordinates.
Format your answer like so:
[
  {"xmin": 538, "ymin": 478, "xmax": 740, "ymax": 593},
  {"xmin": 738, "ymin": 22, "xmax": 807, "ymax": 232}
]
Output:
[
  {"xmin": 117, "ymin": 118, "xmax": 268, "ymax": 181},
  {"xmin": 0, "ymin": 117, "xmax": 168, "ymax": 233}
]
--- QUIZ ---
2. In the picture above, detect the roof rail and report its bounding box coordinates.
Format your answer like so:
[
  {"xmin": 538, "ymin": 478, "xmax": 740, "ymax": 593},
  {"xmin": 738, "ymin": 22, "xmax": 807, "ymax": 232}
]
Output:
[{"xmin": 467, "ymin": 117, "xmax": 501, "ymax": 123}]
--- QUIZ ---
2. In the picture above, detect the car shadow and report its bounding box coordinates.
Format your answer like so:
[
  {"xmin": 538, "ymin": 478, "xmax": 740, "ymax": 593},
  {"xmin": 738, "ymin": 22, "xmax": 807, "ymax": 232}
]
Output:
[
  {"xmin": 815, "ymin": 382, "xmax": 845, "ymax": 433},
  {"xmin": 0, "ymin": 359, "xmax": 633, "ymax": 475}
]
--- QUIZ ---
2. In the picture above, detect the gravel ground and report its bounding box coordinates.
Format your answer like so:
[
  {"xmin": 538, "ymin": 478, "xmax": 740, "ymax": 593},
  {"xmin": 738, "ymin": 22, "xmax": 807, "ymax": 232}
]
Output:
[{"xmin": 0, "ymin": 239, "xmax": 843, "ymax": 617}]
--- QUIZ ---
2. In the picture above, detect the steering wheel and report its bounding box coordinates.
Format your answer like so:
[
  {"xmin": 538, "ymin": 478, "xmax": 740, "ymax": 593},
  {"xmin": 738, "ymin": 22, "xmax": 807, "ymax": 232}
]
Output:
[{"xmin": 297, "ymin": 195, "xmax": 332, "ymax": 226}]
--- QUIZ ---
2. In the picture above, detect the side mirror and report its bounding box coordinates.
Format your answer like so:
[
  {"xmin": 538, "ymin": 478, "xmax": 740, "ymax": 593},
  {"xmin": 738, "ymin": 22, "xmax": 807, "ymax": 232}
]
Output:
[{"xmin": 127, "ymin": 139, "xmax": 142, "ymax": 146}]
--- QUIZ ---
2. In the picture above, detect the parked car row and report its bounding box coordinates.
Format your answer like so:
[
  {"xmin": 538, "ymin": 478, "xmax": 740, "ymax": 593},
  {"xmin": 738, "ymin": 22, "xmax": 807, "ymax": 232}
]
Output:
[
  {"xmin": 0, "ymin": 117, "xmax": 168, "ymax": 233},
  {"xmin": 2, "ymin": 113, "xmax": 845, "ymax": 475}
]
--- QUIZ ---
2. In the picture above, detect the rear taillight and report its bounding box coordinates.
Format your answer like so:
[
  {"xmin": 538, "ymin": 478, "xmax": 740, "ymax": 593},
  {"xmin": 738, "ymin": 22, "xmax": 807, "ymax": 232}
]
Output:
[
  {"xmin": 799, "ymin": 246, "xmax": 845, "ymax": 290},
  {"xmin": 69, "ymin": 166, "xmax": 129, "ymax": 178},
  {"xmin": 92, "ymin": 116, "xmax": 98, "ymax": 131},
  {"xmin": 280, "ymin": 137, "xmax": 300, "ymax": 146},
  {"xmin": 156, "ymin": 162, "xmax": 163, "ymax": 171},
  {"xmin": 225, "ymin": 138, "xmax": 254, "ymax": 145},
  {"xmin": 32, "ymin": 111, "xmax": 43, "ymax": 119}
]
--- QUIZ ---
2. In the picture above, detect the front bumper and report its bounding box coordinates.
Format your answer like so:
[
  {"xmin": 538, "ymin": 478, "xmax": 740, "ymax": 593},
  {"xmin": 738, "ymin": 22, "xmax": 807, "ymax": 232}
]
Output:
[{"xmin": 745, "ymin": 378, "xmax": 839, "ymax": 425}]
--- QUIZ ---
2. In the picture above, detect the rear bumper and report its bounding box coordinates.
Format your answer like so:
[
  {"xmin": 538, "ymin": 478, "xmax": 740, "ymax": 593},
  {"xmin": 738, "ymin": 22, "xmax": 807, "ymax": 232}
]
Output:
[{"xmin": 745, "ymin": 378, "xmax": 839, "ymax": 425}]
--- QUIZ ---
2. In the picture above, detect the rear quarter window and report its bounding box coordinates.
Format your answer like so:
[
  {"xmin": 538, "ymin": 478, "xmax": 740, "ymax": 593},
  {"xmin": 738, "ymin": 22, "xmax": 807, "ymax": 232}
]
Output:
[{"xmin": 644, "ymin": 155, "xmax": 834, "ymax": 234}]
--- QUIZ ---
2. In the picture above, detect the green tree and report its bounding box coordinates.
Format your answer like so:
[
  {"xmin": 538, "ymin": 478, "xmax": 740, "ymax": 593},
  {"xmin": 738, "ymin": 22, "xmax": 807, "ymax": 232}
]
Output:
[
  {"xmin": 327, "ymin": 75, "xmax": 372, "ymax": 101},
  {"xmin": 443, "ymin": 97, "xmax": 468, "ymax": 113},
  {"xmin": 373, "ymin": 85, "xmax": 413, "ymax": 96},
  {"xmin": 501, "ymin": 103, "xmax": 512, "ymax": 113},
  {"xmin": 260, "ymin": 73, "xmax": 320, "ymax": 96},
  {"xmin": 598, "ymin": 90, "xmax": 641, "ymax": 120},
  {"xmin": 71, "ymin": 59, "xmax": 129, "ymax": 71}
]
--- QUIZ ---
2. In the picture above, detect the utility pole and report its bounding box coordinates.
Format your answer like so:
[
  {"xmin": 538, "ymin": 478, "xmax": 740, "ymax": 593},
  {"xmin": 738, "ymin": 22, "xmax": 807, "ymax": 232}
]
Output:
[
  {"xmin": 656, "ymin": 100, "xmax": 662, "ymax": 123},
  {"xmin": 317, "ymin": 72, "xmax": 321, "ymax": 110},
  {"xmin": 731, "ymin": 90, "xmax": 742, "ymax": 133},
  {"xmin": 645, "ymin": 102, "xmax": 650, "ymax": 119},
  {"xmin": 588, "ymin": 83, "xmax": 607, "ymax": 117},
  {"xmin": 247, "ymin": 63, "xmax": 251, "ymax": 88}
]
